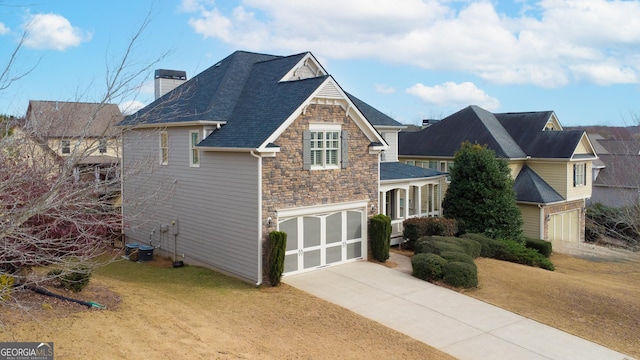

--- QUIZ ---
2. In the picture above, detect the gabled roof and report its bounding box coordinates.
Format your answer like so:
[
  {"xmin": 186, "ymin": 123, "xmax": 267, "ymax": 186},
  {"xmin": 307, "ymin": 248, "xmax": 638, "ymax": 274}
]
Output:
[
  {"xmin": 346, "ymin": 93, "xmax": 403, "ymax": 128},
  {"xmin": 514, "ymin": 165, "xmax": 564, "ymax": 204},
  {"xmin": 398, "ymin": 105, "xmax": 593, "ymax": 160},
  {"xmin": 593, "ymin": 154, "xmax": 640, "ymax": 188},
  {"xmin": 399, "ymin": 105, "xmax": 526, "ymax": 158},
  {"xmin": 120, "ymin": 50, "xmax": 387, "ymax": 151},
  {"xmin": 25, "ymin": 101, "xmax": 122, "ymax": 138},
  {"xmin": 380, "ymin": 162, "xmax": 445, "ymax": 181}
]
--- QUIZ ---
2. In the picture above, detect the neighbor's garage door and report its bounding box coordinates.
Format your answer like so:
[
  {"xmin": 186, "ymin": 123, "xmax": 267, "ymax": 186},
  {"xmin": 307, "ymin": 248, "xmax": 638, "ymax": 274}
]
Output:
[
  {"xmin": 279, "ymin": 205, "xmax": 366, "ymax": 276},
  {"xmin": 549, "ymin": 210, "xmax": 579, "ymax": 242}
]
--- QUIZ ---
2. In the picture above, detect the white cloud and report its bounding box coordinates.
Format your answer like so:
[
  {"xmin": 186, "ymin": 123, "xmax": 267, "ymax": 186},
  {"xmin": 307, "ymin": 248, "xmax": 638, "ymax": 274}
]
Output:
[
  {"xmin": 375, "ymin": 84, "xmax": 396, "ymax": 94},
  {"xmin": 406, "ymin": 82, "xmax": 501, "ymax": 111},
  {"xmin": 119, "ymin": 100, "xmax": 146, "ymax": 116},
  {"xmin": 183, "ymin": 0, "xmax": 640, "ymax": 87},
  {"xmin": 22, "ymin": 13, "xmax": 91, "ymax": 51},
  {"xmin": 0, "ymin": 23, "xmax": 9, "ymax": 35}
]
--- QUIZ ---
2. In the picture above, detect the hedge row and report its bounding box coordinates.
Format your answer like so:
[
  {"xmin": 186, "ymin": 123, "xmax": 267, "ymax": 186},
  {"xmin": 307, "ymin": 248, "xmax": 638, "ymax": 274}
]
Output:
[
  {"xmin": 412, "ymin": 236, "xmax": 478, "ymax": 288},
  {"xmin": 402, "ymin": 217, "xmax": 458, "ymax": 250},
  {"xmin": 460, "ymin": 233, "xmax": 554, "ymax": 270}
]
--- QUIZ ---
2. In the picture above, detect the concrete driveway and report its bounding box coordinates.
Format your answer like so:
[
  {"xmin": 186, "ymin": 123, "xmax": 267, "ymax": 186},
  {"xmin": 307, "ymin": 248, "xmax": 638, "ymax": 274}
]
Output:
[{"xmin": 284, "ymin": 257, "xmax": 635, "ymax": 360}]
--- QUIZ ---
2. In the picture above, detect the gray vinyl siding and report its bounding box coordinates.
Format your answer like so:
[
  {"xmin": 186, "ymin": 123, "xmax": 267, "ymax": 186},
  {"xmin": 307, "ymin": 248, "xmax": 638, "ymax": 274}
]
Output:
[{"xmin": 121, "ymin": 127, "xmax": 261, "ymax": 283}]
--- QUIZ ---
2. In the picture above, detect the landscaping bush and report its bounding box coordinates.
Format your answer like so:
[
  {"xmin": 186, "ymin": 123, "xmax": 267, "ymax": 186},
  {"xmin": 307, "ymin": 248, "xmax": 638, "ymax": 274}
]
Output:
[
  {"xmin": 370, "ymin": 214, "xmax": 392, "ymax": 262},
  {"xmin": 460, "ymin": 233, "xmax": 508, "ymax": 258},
  {"xmin": 417, "ymin": 236, "xmax": 480, "ymax": 258},
  {"xmin": 442, "ymin": 261, "xmax": 478, "ymax": 288},
  {"xmin": 402, "ymin": 217, "xmax": 457, "ymax": 250},
  {"xmin": 496, "ymin": 240, "xmax": 555, "ymax": 271},
  {"xmin": 411, "ymin": 253, "xmax": 447, "ymax": 282},
  {"xmin": 48, "ymin": 266, "xmax": 92, "ymax": 292},
  {"xmin": 524, "ymin": 237, "xmax": 552, "ymax": 258},
  {"xmin": 439, "ymin": 251, "xmax": 476, "ymax": 267},
  {"xmin": 414, "ymin": 236, "xmax": 465, "ymax": 255},
  {"xmin": 460, "ymin": 233, "xmax": 554, "ymax": 270},
  {"xmin": 268, "ymin": 231, "xmax": 287, "ymax": 286}
]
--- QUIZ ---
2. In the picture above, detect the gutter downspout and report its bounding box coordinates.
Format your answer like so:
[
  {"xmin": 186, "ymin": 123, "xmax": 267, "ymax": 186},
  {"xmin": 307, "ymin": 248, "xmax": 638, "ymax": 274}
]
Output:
[
  {"xmin": 538, "ymin": 203, "xmax": 545, "ymax": 240},
  {"xmin": 251, "ymin": 150, "xmax": 263, "ymax": 286}
]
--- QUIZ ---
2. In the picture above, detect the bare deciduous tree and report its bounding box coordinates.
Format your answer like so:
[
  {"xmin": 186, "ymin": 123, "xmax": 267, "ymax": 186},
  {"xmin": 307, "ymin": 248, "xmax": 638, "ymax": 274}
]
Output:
[{"xmin": 0, "ymin": 10, "xmax": 174, "ymax": 308}]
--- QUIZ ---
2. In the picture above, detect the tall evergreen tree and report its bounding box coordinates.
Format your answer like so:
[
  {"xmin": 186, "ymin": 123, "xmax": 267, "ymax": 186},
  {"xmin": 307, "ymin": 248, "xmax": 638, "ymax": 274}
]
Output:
[{"xmin": 442, "ymin": 142, "xmax": 523, "ymax": 242}]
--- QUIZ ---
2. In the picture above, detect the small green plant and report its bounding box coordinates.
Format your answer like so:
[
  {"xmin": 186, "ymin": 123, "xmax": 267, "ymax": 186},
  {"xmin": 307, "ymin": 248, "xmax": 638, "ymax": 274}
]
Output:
[
  {"xmin": 411, "ymin": 253, "xmax": 447, "ymax": 282},
  {"xmin": 48, "ymin": 266, "xmax": 92, "ymax": 292},
  {"xmin": 442, "ymin": 261, "xmax": 478, "ymax": 288},
  {"xmin": 370, "ymin": 214, "xmax": 391, "ymax": 262},
  {"xmin": 268, "ymin": 231, "xmax": 287, "ymax": 286},
  {"xmin": 439, "ymin": 251, "xmax": 476, "ymax": 267},
  {"xmin": 0, "ymin": 274, "xmax": 15, "ymax": 301},
  {"xmin": 524, "ymin": 238, "xmax": 552, "ymax": 258}
]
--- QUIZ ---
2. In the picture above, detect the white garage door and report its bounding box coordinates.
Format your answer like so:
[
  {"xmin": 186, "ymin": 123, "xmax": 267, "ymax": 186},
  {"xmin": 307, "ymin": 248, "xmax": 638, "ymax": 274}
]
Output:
[
  {"xmin": 549, "ymin": 210, "xmax": 579, "ymax": 243},
  {"xmin": 278, "ymin": 204, "xmax": 366, "ymax": 276}
]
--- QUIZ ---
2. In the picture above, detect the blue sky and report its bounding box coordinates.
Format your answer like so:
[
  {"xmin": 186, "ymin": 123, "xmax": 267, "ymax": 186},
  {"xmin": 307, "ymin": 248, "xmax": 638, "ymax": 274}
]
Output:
[{"xmin": 1, "ymin": 0, "xmax": 639, "ymax": 126}]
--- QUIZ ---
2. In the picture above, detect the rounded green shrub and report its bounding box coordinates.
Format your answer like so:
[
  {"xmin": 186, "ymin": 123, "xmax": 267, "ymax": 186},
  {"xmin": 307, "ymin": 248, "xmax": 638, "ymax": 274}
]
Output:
[
  {"xmin": 439, "ymin": 251, "xmax": 476, "ymax": 267},
  {"xmin": 524, "ymin": 238, "xmax": 552, "ymax": 258},
  {"xmin": 370, "ymin": 214, "xmax": 392, "ymax": 262},
  {"xmin": 49, "ymin": 266, "xmax": 92, "ymax": 293},
  {"xmin": 411, "ymin": 253, "xmax": 447, "ymax": 282},
  {"xmin": 442, "ymin": 261, "xmax": 478, "ymax": 288}
]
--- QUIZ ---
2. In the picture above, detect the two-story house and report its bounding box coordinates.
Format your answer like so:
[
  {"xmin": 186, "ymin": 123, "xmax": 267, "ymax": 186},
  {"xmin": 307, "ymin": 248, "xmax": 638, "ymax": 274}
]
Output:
[
  {"xmin": 399, "ymin": 105, "xmax": 597, "ymax": 245},
  {"xmin": 118, "ymin": 50, "xmax": 445, "ymax": 284},
  {"xmin": 24, "ymin": 100, "xmax": 122, "ymax": 185}
]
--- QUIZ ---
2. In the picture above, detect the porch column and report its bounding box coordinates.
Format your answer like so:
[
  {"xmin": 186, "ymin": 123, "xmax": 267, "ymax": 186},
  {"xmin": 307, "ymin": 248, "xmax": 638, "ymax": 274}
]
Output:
[
  {"xmin": 379, "ymin": 191, "xmax": 386, "ymax": 216},
  {"xmin": 415, "ymin": 185, "xmax": 422, "ymax": 216}
]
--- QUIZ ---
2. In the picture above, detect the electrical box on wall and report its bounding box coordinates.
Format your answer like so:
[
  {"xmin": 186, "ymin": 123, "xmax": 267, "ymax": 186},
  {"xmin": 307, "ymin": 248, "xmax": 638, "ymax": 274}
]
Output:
[{"xmin": 170, "ymin": 219, "xmax": 179, "ymax": 235}]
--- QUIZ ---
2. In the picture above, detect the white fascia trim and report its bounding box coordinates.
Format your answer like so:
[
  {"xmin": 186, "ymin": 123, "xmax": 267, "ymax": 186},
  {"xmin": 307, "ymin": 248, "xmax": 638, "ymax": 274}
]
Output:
[
  {"xmin": 121, "ymin": 121, "xmax": 227, "ymax": 129},
  {"xmin": 375, "ymin": 125, "xmax": 406, "ymax": 131},
  {"xmin": 260, "ymin": 77, "xmax": 388, "ymax": 150},
  {"xmin": 380, "ymin": 176, "xmax": 446, "ymax": 187},
  {"xmin": 277, "ymin": 199, "xmax": 369, "ymax": 219},
  {"xmin": 278, "ymin": 52, "xmax": 328, "ymax": 82}
]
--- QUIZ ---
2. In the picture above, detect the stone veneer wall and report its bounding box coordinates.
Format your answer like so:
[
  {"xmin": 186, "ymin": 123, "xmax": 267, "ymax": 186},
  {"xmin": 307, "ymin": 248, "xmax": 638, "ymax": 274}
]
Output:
[
  {"xmin": 543, "ymin": 199, "xmax": 586, "ymax": 242},
  {"xmin": 260, "ymin": 104, "xmax": 379, "ymax": 281}
]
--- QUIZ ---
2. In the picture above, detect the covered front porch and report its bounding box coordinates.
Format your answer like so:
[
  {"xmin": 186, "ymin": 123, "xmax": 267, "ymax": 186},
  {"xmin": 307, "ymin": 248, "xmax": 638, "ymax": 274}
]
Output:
[{"xmin": 378, "ymin": 162, "xmax": 446, "ymax": 244}]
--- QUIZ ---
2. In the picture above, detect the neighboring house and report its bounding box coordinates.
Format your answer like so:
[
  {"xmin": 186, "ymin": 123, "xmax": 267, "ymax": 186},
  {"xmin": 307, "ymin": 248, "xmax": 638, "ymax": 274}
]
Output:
[
  {"xmin": 118, "ymin": 50, "xmax": 445, "ymax": 284},
  {"xmin": 588, "ymin": 135, "xmax": 640, "ymax": 208},
  {"xmin": 24, "ymin": 101, "xmax": 122, "ymax": 186},
  {"xmin": 399, "ymin": 105, "xmax": 598, "ymax": 245}
]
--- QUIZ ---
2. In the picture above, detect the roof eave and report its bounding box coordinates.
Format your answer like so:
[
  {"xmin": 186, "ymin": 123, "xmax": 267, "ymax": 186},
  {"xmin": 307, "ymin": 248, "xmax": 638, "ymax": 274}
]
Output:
[{"xmin": 117, "ymin": 120, "xmax": 227, "ymax": 129}]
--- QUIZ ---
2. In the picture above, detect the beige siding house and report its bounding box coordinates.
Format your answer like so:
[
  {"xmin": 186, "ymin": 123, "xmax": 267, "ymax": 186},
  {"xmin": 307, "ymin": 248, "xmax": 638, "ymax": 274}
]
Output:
[
  {"xmin": 24, "ymin": 101, "xmax": 122, "ymax": 185},
  {"xmin": 399, "ymin": 105, "xmax": 597, "ymax": 246}
]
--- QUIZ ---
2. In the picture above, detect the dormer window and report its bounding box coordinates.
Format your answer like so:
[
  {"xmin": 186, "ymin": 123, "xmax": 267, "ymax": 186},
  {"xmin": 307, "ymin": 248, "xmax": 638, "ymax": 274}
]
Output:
[{"xmin": 61, "ymin": 140, "xmax": 70, "ymax": 154}]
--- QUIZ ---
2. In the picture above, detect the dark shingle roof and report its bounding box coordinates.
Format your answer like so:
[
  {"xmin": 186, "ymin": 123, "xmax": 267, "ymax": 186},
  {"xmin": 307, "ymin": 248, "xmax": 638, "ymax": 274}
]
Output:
[
  {"xmin": 514, "ymin": 165, "xmax": 564, "ymax": 204},
  {"xmin": 120, "ymin": 51, "xmax": 335, "ymax": 149},
  {"xmin": 346, "ymin": 93, "xmax": 403, "ymax": 127},
  {"xmin": 594, "ymin": 154, "xmax": 640, "ymax": 188},
  {"xmin": 380, "ymin": 162, "xmax": 444, "ymax": 181},
  {"xmin": 399, "ymin": 105, "xmax": 525, "ymax": 158},
  {"xmin": 398, "ymin": 105, "xmax": 588, "ymax": 159}
]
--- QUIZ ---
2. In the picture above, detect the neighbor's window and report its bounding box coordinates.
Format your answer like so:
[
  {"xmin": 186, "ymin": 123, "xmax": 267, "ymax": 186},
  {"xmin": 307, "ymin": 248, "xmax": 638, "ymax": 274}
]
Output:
[
  {"xmin": 61, "ymin": 140, "xmax": 71, "ymax": 154},
  {"xmin": 405, "ymin": 160, "xmax": 415, "ymax": 166},
  {"xmin": 98, "ymin": 138, "xmax": 107, "ymax": 153},
  {"xmin": 159, "ymin": 131, "xmax": 168, "ymax": 165},
  {"xmin": 573, "ymin": 163, "xmax": 586, "ymax": 187},
  {"xmin": 189, "ymin": 130, "xmax": 200, "ymax": 167}
]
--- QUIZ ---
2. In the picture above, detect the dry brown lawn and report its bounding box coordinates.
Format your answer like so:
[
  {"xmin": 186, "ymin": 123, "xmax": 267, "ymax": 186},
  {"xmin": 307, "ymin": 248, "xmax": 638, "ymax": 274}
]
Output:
[
  {"xmin": 0, "ymin": 256, "xmax": 453, "ymax": 360},
  {"xmin": 2, "ymin": 246, "xmax": 639, "ymax": 359},
  {"xmin": 466, "ymin": 252, "xmax": 640, "ymax": 358}
]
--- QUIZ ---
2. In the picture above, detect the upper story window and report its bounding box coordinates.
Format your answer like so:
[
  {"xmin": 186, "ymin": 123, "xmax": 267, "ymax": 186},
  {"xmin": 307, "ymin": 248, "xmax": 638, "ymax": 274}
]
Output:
[
  {"xmin": 303, "ymin": 124, "xmax": 347, "ymax": 170},
  {"xmin": 573, "ymin": 163, "xmax": 586, "ymax": 187},
  {"xmin": 405, "ymin": 160, "xmax": 415, "ymax": 166},
  {"xmin": 98, "ymin": 138, "xmax": 107, "ymax": 153},
  {"xmin": 189, "ymin": 130, "xmax": 201, "ymax": 167},
  {"xmin": 61, "ymin": 140, "xmax": 71, "ymax": 154},
  {"xmin": 159, "ymin": 131, "xmax": 168, "ymax": 165}
]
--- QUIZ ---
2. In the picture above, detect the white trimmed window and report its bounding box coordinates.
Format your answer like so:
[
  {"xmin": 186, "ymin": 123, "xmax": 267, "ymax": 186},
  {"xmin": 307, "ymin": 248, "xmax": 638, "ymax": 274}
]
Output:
[
  {"xmin": 573, "ymin": 163, "xmax": 586, "ymax": 186},
  {"xmin": 303, "ymin": 124, "xmax": 347, "ymax": 170},
  {"xmin": 189, "ymin": 130, "xmax": 201, "ymax": 167},
  {"xmin": 159, "ymin": 131, "xmax": 168, "ymax": 165},
  {"xmin": 405, "ymin": 160, "xmax": 415, "ymax": 166}
]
